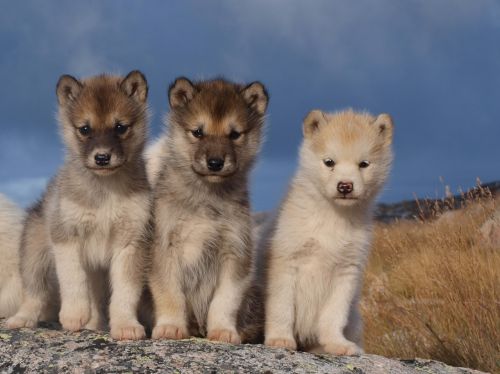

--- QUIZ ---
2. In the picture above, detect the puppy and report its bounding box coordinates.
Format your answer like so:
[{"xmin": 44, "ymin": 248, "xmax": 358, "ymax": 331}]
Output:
[
  {"xmin": 0, "ymin": 194, "xmax": 24, "ymax": 317},
  {"xmin": 148, "ymin": 77, "xmax": 268, "ymax": 343},
  {"xmin": 6, "ymin": 71, "xmax": 151, "ymax": 340},
  {"xmin": 264, "ymin": 109, "xmax": 394, "ymax": 354}
]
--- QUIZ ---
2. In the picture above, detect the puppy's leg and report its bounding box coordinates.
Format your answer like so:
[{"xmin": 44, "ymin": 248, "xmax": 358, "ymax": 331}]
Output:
[
  {"xmin": 315, "ymin": 269, "xmax": 363, "ymax": 356},
  {"xmin": 0, "ymin": 275, "xmax": 22, "ymax": 318},
  {"xmin": 344, "ymin": 298, "xmax": 363, "ymax": 348},
  {"xmin": 150, "ymin": 247, "xmax": 189, "ymax": 340},
  {"xmin": 264, "ymin": 258, "xmax": 297, "ymax": 350},
  {"xmin": 85, "ymin": 269, "xmax": 108, "ymax": 331},
  {"xmin": 108, "ymin": 244, "xmax": 146, "ymax": 340},
  {"xmin": 7, "ymin": 222, "xmax": 55, "ymax": 329},
  {"xmin": 5, "ymin": 293, "xmax": 43, "ymax": 329},
  {"xmin": 207, "ymin": 253, "xmax": 251, "ymax": 344},
  {"xmin": 53, "ymin": 241, "xmax": 91, "ymax": 331}
]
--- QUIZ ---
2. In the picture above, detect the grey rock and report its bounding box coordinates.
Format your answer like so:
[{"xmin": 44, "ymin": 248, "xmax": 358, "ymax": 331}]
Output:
[{"xmin": 0, "ymin": 321, "xmax": 484, "ymax": 373}]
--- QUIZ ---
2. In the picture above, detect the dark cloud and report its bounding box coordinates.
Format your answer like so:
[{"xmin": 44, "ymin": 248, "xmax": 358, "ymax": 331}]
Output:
[{"xmin": 0, "ymin": 1, "xmax": 498, "ymax": 209}]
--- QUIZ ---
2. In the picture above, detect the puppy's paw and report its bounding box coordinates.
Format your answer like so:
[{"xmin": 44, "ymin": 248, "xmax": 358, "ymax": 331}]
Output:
[
  {"xmin": 5, "ymin": 315, "xmax": 37, "ymax": 329},
  {"xmin": 84, "ymin": 317, "xmax": 106, "ymax": 331},
  {"xmin": 111, "ymin": 321, "xmax": 146, "ymax": 341},
  {"xmin": 207, "ymin": 328, "xmax": 241, "ymax": 345},
  {"xmin": 59, "ymin": 305, "xmax": 90, "ymax": 332},
  {"xmin": 322, "ymin": 340, "xmax": 363, "ymax": 356},
  {"xmin": 265, "ymin": 337, "xmax": 297, "ymax": 350},
  {"xmin": 152, "ymin": 323, "xmax": 189, "ymax": 340}
]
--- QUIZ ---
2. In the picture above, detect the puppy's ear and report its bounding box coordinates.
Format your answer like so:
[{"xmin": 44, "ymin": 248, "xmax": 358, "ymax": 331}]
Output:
[
  {"xmin": 168, "ymin": 77, "xmax": 196, "ymax": 109},
  {"xmin": 241, "ymin": 82, "xmax": 269, "ymax": 115},
  {"xmin": 373, "ymin": 113, "xmax": 394, "ymax": 145},
  {"xmin": 120, "ymin": 70, "xmax": 148, "ymax": 103},
  {"xmin": 303, "ymin": 110, "xmax": 327, "ymax": 138},
  {"xmin": 56, "ymin": 75, "xmax": 82, "ymax": 106}
]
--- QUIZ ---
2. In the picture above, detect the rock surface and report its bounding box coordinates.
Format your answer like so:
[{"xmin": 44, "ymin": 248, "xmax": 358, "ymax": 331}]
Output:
[{"xmin": 0, "ymin": 321, "xmax": 484, "ymax": 373}]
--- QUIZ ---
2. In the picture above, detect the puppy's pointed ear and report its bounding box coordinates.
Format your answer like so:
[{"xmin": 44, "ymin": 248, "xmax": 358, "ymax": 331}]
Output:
[
  {"xmin": 373, "ymin": 113, "xmax": 394, "ymax": 145},
  {"xmin": 56, "ymin": 75, "xmax": 82, "ymax": 106},
  {"xmin": 303, "ymin": 110, "xmax": 327, "ymax": 138},
  {"xmin": 241, "ymin": 82, "xmax": 269, "ymax": 115},
  {"xmin": 168, "ymin": 77, "xmax": 195, "ymax": 109},
  {"xmin": 120, "ymin": 70, "xmax": 148, "ymax": 103}
]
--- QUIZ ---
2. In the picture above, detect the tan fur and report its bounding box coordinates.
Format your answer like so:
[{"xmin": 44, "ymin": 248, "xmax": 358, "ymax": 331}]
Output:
[
  {"xmin": 263, "ymin": 109, "xmax": 393, "ymax": 354},
  {"xmin": 148, "ymin": 77, "xmax": 268, "ymax": 344},
  {"xmin": 0, "ymin": 194, "xmax": 24, "ymax": 317},
  {"xmin": 145, "ymin": 136, "xmax": 168, "ymax": 187},
  {"xmin": 6, "ymin": 71, "xmax": 152, "ymax": 341}
]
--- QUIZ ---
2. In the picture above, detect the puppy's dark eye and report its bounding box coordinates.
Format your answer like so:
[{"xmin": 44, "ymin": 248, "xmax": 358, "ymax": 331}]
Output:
[
  {"xmin": 78, "ymin": 125, "xmax": 91, "ymax": 136},
  {"xmin": 323, "ymin": 158, "xmax": 335, "ymax": 168},
  {"xmin": 359, "ymin": 161, "xmax": 370, "ymax": 168},
  {"xmin": 114, "ymin": 123, "xmax": 129, "ymax": 135},
  {"xmin": 192, "ymin": 128, "xmax": 204, "ymax": 138},
  {"xmin": 229, "ymin": 130, "xmax": 241, "ymax": 140}
]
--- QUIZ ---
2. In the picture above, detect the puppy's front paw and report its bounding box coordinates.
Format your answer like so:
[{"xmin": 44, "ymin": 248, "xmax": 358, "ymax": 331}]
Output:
[
  {"xmin": 207, "ymin": 328, "xmax": 241, "ymax": 344},
  {"xmin": 111, "ymin": 321, "xmax": 146, "ymax": 341},
  {"xmin": 322, "ymin": 340, "xmax": 363, "ymax": 356},
  {"xmin": 84, "ymin": 317, "xmax": 106, "ymax": 331},
  {"xmin": 5, "ymin": 315, "xmax": 37, "ymax": 329},
  {"xmin": 265, "ymin": 337, "xmax": 297, "ymax": 350},
  {"xmin": 152, "ymin": 323, "xmax": 189, "ymax": 340},
  {"xmin": 59, "ymin": 304, "xmax": 90, "ymax": 332}
]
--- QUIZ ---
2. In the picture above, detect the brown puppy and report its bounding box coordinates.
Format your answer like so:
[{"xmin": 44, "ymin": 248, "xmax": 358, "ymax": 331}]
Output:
[
  {"xmin": 148, "ymin": 77, "xmax": 268, "ymax": 343},
  {"xmin": 6, "ymin": 71, "xmax": 151, "ymax": 341}
]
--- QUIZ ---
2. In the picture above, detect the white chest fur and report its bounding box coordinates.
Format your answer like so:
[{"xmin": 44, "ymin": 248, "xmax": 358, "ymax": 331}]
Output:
[{"xmin": 56, "ymin": 193, "xmax": 148, "ymax": 269}]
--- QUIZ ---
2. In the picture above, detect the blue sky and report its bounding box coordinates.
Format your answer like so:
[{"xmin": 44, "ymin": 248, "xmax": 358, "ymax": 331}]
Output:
[{"xmin": 0, "ymin": 1, "xmax": 499, "ymax": 211}]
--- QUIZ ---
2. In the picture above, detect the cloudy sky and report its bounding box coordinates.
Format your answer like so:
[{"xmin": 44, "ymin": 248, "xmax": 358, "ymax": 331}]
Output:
[{"xmin": 0, "ymin": 1, "xmax": 499, "ymax": 211}]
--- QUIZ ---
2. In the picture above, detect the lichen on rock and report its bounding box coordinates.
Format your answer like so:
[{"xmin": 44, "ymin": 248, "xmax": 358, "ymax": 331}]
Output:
[{"xmin": 0, "ymin": 320, "xmax": 485, "ymax": 373}]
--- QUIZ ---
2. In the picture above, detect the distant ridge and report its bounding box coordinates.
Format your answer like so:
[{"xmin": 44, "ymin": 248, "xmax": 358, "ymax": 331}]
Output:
[{"xmin": 375, "ymin": 180, "xmax": 499, "ymax": 222}]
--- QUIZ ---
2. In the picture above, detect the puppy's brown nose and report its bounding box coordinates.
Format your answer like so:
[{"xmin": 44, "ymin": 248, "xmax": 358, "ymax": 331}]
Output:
[{"xmin": 337, "ymin": 181, "xmax": 354, "ymax": 195}]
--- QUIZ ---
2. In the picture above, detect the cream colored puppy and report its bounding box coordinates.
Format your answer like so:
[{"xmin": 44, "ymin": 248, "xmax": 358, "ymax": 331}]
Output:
[
  {"xmin": 264, "ymin": 109, "xmax": 393, "ymax": 355},
  {"xmin": 0, "ymin": 194, "xmax": 24, "ymax": 317}
]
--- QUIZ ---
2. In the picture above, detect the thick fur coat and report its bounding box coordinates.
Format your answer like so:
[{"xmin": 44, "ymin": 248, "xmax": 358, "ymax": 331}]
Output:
[
  {"xmin": 6, "ymin": 71, "xmax": 152, "ymax": 340},
  {"xmin": 148, "ymin": 77, "xmax": 268, "ymax": 344},
  {"xmin": 263, "ymin": 109, "xmax": 394, "ymax": 354},
  {"xmin": 0, "ymin": 194, "xmax": 24, "ymax": 317}
]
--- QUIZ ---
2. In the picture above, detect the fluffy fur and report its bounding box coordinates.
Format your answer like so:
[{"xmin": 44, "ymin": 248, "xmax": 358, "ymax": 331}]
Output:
[
  {"xmin": 0, "ymin": 194, "xmax": 24, "ymax": 317},
  {"xmin": 144, "ymin": 136, "xmax": 168, "ymax": 188},
  {"xmin": 6, "ymin": 71, "xmax": 152, "ymax": 340},
  {"xmin": 148, "ymin": 77, "xmax": 268, "ymax": 344},
  {"xmin": 263, "ymin": 109, "xmax": 394, "ymax": 354}
]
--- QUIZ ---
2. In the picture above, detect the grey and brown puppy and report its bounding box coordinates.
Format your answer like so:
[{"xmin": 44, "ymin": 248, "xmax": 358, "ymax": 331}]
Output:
[
  {"xmin": 148, "ymin": 77, "xmax": 268, "ymax": 344},
  {"xmin": 6, "ymin": 71, "xmax": 151, "ymax": 340}
]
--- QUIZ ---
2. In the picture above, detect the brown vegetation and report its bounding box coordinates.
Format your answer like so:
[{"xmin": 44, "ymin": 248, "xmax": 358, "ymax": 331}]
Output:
[{"xmin": 362, "ymin": 189, "xmax": 499, "ymax": 373}]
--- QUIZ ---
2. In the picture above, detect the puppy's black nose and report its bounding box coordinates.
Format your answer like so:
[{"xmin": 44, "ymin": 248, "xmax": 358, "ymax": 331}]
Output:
[
  {"xmin": 337, "ymin": 181, "xmax": 354, "ymax": 195},
  {"xmin": 95, "ymin": 153, "xmax": 111, "ymax": 166},
  {"xmin": 207, "ymin": 158, "xmax": 224, "ymax": 172}
]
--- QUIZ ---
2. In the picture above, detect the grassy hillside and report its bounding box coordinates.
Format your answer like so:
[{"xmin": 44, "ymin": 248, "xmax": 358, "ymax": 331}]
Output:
[{"xmin": 362, "ymin": 190, "xmax": 499, "ymax": 373}]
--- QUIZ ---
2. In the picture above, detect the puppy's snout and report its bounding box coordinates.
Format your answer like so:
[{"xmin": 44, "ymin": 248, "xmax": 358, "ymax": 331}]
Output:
[
  {"xmin": 95, "ymin": 153, "xmax": 111, "ymax": 166},
  {"xmin": 207, "ymin": 158, "xmax": 224, "ymax": 172},
  {"xmin": 337, "ymin": 181, "xmax": 354, "ymax": 195}
]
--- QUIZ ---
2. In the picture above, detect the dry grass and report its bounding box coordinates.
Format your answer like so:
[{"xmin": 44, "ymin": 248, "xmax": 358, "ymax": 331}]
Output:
[{"xmin": 362, "ymin": 192, "xmax": 500, "ymax": 373}]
